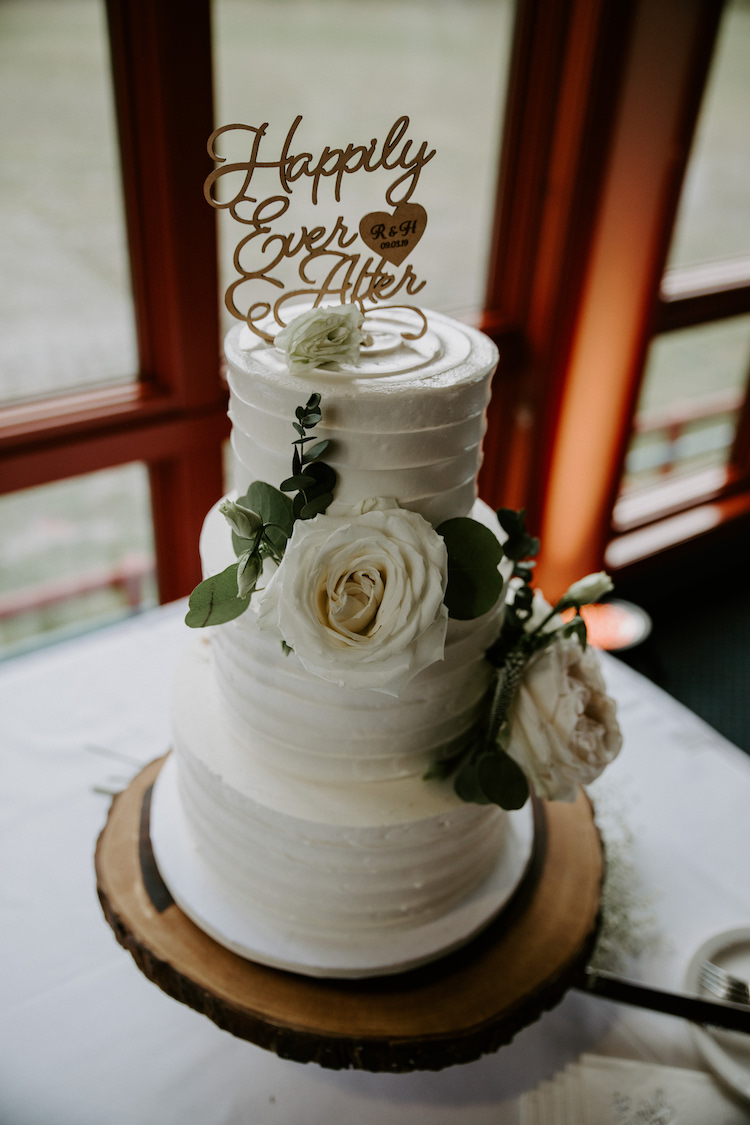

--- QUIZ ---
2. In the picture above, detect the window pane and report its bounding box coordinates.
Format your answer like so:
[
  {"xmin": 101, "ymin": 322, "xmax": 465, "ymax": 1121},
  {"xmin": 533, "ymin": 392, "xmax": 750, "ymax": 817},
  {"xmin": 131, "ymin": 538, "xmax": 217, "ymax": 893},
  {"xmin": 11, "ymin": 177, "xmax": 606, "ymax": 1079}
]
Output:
[
  {"xmin": 0, "ymin": 465, "xmax": 156, "ymax": 657},
  {"xmin": 0, "ymin": 0, "xmax": 137, "ymax": 405},
  {"xmin": 212, "ymin": 0, "xmax": 515, "ymax": 324},
  {"xmin": 622, "ymin": 315, "xmax": 750, "ymax": 491},
  {"xmin": 667, "ymin": 0, "xmax": 750, "ymax": 270}
]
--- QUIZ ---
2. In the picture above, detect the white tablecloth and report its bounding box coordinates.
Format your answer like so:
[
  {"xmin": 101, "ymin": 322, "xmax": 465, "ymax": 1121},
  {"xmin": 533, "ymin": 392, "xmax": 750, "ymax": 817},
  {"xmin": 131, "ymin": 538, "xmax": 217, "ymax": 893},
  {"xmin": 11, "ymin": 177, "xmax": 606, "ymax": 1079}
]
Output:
[{"xmin": 1, "ymin": 602, "xmax": 749, "ymax": 1124}]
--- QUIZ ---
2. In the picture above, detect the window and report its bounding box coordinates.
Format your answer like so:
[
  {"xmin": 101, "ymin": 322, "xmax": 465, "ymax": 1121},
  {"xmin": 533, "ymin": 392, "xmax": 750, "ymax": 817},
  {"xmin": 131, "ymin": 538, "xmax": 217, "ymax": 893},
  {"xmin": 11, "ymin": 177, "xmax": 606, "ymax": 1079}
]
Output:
[
  {"xmin": 211, "ymin": 0, "xmax": 516, "ymax": 323},
  {"xmin": 477, "ymin": 0, "xmax": 750, "ymax": 598},
  {"xmin": 0, "ymin": 465, "xmax": 156, "ymax": 655},
  {"xmin": 2, "ymin": 0, "xmax": 745, "ymax": 649},
  {"xmin": 0, "ymin": 0, "xmax": 136, "ymax": 404},
  {"xmin": 0, "ymin": 1, "xmax": 226, "ymax": 653},
  {"xmin": 613, "ymin": 0, "xmax": 750, "ymax": 549}
]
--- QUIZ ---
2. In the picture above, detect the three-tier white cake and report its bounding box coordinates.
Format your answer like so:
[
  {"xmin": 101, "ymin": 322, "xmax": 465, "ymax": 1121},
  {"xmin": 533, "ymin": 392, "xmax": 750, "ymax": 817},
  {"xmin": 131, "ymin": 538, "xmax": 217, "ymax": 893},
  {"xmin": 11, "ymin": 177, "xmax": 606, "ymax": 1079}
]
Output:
[{"xmin": 150, "ymin": 306, "xmax": 536, "ymax": 978}]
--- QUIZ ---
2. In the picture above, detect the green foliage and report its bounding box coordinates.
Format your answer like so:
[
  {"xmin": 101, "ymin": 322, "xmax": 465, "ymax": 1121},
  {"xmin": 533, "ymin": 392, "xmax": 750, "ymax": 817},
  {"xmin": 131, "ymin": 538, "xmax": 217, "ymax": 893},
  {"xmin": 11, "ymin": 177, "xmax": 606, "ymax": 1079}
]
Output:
[
  {"xmin": 452, "ymin": 751, "xmax": 530, "ymax": 809},
  {"xmin": 561, "ymin": 613, "xmax": 588, "ymax": 650},
  {"xmin": 496, "ymin": 507, "xmax": 540, "ymax": 563},
  {"xmin": 185, "ymin": 393, "xmax": 335, "ymax": 629},
  {"xmin": 236, "ymin": 481, "xmax": 293, "ymax": 557},
  {"xmin": 185, "ymin": 565, "xmax": 252, "ymax": 628},
  {"xmin": 436, "ymin": 652, "xmax": 531, "ymax": 809},
  {"xmin": 437, "ymin": 517, "xmax": 505, "ymax": 620},
  {"xmin": 426, "ymin": 507, "xmax": 612, "ymax": 811},
  {"xmin": 287, "ymin": 396, "xmax": 337, "ymax": 521},
  {"xmin": 476, "ymin": 751, "xmax": 529, "ymax": 809},
  {"xmin": 453, "ymin": 756, "xmax": 493, "ymax": 805}
]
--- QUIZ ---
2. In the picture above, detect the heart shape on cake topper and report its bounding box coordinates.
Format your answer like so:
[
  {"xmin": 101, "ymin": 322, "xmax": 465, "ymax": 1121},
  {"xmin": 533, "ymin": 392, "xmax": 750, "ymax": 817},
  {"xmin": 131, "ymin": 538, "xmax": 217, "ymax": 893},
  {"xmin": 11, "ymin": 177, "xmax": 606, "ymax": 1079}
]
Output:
[{"xmin": 359, "ymin": 203, "xmax": 427, "ymax": 267}]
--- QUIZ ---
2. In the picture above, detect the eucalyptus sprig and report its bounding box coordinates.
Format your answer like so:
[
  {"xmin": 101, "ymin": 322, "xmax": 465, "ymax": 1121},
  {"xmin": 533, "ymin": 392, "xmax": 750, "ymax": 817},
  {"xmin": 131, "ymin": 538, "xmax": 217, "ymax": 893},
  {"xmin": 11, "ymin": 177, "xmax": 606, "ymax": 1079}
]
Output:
[
  {"xmin": 280, "ymin": 393, "xmax": 337, "ymax": 520},
  {"xmin": 185, "ymin": 393, "xmax": 337, "ymax": 628}
]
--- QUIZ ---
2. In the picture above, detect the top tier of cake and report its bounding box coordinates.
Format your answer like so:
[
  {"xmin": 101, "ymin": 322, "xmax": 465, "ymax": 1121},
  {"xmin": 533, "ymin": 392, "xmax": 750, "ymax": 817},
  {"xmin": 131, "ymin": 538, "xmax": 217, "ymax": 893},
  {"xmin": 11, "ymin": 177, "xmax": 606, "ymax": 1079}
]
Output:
[{"xmin": 224, "ymin": 306, "xmax": 498, "ymax": 528}]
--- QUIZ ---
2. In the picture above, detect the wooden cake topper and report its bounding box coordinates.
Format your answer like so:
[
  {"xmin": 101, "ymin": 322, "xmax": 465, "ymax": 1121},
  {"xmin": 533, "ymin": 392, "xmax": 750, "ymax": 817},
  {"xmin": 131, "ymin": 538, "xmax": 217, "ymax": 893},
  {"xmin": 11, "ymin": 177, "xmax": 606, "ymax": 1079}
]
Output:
[{"xmin": 204, "ymin": 115, "xmax": 434, "ymax": 342}]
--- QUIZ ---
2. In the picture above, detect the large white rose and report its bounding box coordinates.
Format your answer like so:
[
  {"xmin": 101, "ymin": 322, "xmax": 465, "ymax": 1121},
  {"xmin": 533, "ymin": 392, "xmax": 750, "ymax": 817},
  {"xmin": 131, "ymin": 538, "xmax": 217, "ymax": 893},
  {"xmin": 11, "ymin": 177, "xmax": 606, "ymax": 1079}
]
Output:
[
  {"xmin": 274, "ymin": 303, "xmax": 365, "ymax": 374},
  {"xmin": 257, "ymin": 499, "xmax": 449, "ymax": 695},
  {"xmin": 506, "ymin": 636, "xmax": 622, "ymax": 801}
]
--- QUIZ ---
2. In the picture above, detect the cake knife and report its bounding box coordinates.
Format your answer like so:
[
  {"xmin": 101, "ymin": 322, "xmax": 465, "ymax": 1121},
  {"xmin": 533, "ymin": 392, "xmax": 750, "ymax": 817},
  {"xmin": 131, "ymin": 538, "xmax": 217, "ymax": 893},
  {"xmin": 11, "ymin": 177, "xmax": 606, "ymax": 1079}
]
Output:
[{"xmin": 578, "ymin": 967, "xmax": 750, "ymax": 1033}]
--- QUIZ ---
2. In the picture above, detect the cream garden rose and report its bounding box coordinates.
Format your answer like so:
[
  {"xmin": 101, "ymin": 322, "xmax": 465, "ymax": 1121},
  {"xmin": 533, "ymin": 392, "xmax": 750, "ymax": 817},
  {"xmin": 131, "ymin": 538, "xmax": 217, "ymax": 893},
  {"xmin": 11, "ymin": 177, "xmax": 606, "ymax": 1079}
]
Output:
[
  {"xmin": 257, "ymin": 499, "xmax": 449, "ymax": 695},
  {"xmin": 274, "ymin": 303, "xmax": 365, "ymax": 374},
  {"xmin": 506, "ymin": 636, "xmax": 622, "ymax": 801}
]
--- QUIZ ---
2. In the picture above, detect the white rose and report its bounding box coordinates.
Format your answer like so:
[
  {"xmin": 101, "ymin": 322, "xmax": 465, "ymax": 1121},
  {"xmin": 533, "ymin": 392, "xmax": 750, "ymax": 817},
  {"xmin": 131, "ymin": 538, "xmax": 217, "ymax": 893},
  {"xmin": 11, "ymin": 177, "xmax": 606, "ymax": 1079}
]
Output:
[
  {"xmin": 506, "ymin": 636, "xmax": 622, "ymax": 801},
  {"xmin": 274, "ymin": 304, "xmax": 365, "ymax": 374},
  {"xmin": 560, "ymin": 571, "xmax": 614, "ymax": 608},
  {"xmin": 257, "ymin": 500, "xmax": 449, "ymax": 695}
]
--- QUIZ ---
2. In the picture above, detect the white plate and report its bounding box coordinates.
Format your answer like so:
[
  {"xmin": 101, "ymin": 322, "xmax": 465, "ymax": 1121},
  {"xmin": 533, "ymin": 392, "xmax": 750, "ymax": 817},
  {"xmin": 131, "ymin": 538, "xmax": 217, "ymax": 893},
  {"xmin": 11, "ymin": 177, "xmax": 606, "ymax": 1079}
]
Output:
[{"xmin": 684, "ymin": 927, "xmax": 750, "ymax": 1101}]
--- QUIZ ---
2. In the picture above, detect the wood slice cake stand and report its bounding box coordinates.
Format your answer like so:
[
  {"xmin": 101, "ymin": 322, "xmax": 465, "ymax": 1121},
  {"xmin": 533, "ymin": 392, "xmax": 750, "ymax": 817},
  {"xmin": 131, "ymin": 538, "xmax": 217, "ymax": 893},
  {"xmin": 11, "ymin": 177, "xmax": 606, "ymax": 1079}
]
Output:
[{"xmin": 95, "ymin": 756, "xmax": 603, "ymax": 1073}]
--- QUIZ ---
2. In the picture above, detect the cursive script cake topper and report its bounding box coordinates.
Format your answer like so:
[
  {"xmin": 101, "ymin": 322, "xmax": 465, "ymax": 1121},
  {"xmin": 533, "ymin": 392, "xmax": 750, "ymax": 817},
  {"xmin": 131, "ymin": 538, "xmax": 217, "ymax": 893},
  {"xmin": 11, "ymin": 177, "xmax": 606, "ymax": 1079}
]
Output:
[{"xmin": 204, "ymin": 115, "xmax": 434, "ymax": 342}]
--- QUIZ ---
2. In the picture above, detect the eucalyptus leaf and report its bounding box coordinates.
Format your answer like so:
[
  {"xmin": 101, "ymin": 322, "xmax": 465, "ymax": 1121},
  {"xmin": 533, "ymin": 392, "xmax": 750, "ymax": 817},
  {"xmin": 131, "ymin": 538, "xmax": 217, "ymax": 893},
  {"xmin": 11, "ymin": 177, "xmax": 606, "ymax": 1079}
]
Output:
[
  {"xmin": 513, "ymin": 560, "xmax": 536, "ymax": 582},
  {"xmin": 239, "ymin": 482, "xmax": 293, "ymax": 532},
  {"xmin": 301, "ymin": 439, "xmax": 330, "ymax": 463},
  {"xmin": 237, "ymin": 481, "xmax": 293, "ymax": 555},
  {"xmin": 303, "ymin": 460, "xmax": 337, "ymax": 492},
  {"xmin": 185, "ymin": 564, "xmax": 251, "ymax": 628},
  {"xmin": 453, "ymin": 759, "xmax": 493, "ymax": 805},
  {"xmin": 476, "ymin": 751, "xmax": 530, "ymax": 810},
  {"xmin": 300, "ymin": 492, "xmax": 334, "ymax": 519},
  {"xmin": 280, "ymin": 473, "xmax": 318, "ymax": 492},
  {"xmin": 496, "ymin": 508, "xmax": 540, "ymax": 562},
  {"xmin": 437, "ymin": 517, "xmax": 505, "ymax": 620}
]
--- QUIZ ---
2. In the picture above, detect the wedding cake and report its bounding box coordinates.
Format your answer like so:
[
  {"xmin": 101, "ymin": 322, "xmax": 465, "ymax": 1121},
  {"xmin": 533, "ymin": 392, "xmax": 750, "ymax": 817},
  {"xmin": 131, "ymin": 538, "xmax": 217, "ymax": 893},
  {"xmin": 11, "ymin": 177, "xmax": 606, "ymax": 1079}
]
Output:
[
  {"xmin": 150, "ymin": 306, "xmax": 521, "ymax": 975},
  {"xmin": 149, "ymin": 115, "xmax": 621, "ymax": 980},
  {"xmin": 150, "ymin": 302, "xmax": 621, "ymax": 979}
]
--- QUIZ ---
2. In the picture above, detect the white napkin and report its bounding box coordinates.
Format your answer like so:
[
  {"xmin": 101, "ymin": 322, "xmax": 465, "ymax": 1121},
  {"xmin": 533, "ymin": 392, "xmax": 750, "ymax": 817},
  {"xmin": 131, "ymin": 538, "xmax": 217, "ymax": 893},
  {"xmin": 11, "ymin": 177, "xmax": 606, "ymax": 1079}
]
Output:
[{"xmin": 520, "ymin": 1054, "xmax": 747, "ymax": 1124}]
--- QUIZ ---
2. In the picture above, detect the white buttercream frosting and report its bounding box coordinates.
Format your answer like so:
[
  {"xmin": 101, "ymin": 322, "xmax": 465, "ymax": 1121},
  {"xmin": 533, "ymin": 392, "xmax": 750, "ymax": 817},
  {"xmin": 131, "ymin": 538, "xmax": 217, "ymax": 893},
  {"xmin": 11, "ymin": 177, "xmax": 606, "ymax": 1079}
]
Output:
[
  {"xmin": 156, "ymin": 306, "xmax": 527, "ymax": 977},
  {"xmin": 224, "ymin": 306, "xmax": 497, "ymax": 526},
  {"xmin": 170, "ymin": 641, "xmax": 508, "ymax": 932},
  {"xmin": 201, "ymin": 496, "xmax": 508, "ymax": 781}
]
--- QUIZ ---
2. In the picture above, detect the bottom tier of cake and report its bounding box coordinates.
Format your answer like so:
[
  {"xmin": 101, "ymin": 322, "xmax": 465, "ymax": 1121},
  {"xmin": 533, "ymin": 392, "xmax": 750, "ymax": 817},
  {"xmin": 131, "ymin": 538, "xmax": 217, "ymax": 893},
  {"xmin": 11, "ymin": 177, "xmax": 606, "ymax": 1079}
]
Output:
[{"xmin": 150, "ymin": 642, "xmax": 535, "ymax": 979}]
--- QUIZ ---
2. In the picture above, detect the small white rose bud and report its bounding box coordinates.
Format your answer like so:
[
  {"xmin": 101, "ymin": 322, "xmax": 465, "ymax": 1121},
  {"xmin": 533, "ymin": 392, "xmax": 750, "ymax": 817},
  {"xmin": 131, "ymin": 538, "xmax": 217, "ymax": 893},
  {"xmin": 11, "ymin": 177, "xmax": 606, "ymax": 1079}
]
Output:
[
  {"xmin": 274, "ymin": 303, "xmax": 365, "ymax": 375},
  {"xmin": 559, "ymin": 571, "xmax": 613, "ymax": 609},
  {"xmin": 236, "ymin": 551, "xmax": 262, "ymax": 599},
  {"xmin": 220, "ymin": 499, "xmax": 263, "ymax": 541}
]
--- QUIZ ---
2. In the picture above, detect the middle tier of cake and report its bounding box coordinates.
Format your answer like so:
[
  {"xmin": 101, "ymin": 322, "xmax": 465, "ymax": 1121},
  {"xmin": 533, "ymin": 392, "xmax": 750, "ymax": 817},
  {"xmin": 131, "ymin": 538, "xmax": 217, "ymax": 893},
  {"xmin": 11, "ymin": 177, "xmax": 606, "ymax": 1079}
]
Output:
[{"xmin": 198, "ymin": 497, "xmax": 510, "ymax": 783}]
